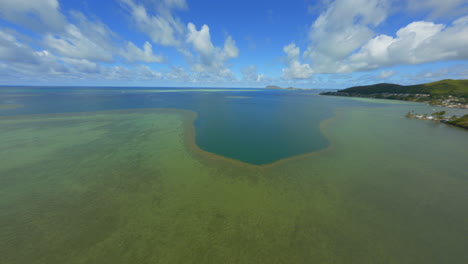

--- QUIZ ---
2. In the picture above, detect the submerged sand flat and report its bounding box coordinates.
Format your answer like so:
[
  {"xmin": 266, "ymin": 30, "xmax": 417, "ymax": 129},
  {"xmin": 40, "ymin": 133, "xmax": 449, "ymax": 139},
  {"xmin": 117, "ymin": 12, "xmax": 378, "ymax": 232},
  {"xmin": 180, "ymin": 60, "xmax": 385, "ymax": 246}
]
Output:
[
  {"xmin": 0, "ymin": 104, "xmax": 23, "ymax": 110},
  {"xmin": 225, "ymin": 96, "xmax": 251, "ymax": 99},
  {"xmin": 0, "ymin": 107, "xmax": 467, "ymax": 264},
  {"xmin": 344, "ymin": 96, "xmax": 418, "ymax": 105}
]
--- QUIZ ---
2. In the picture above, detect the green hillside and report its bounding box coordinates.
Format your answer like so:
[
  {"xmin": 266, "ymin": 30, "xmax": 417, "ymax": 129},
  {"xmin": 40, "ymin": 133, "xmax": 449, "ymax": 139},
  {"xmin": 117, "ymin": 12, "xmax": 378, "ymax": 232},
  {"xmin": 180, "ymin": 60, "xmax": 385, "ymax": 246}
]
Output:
[
  {"xmin": 421, "ymin": 79, "xmax": 468, "ymax": 97},
  {"xmin": 340, "ymin": 79, "xmax": 468, "ymax": 97},
  {"xmin": 446, "ymin": 115, "xmax": 468, "ymax": 129}
]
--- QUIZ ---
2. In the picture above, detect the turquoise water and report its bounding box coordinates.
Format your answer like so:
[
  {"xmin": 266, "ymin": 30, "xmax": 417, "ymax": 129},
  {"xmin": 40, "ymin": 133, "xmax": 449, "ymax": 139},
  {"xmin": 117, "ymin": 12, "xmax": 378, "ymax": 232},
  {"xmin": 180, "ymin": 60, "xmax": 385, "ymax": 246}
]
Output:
[
  {"xmin": 0, "ymin": 87, "xmax": 345, "ymax": 164},
  {"xmin": 1, "ymin": 87, "xmax": 467, "ymax": 263},
  {"xmin": 2, "ymin": 87, "xmax": 465, "ymax": 165}
]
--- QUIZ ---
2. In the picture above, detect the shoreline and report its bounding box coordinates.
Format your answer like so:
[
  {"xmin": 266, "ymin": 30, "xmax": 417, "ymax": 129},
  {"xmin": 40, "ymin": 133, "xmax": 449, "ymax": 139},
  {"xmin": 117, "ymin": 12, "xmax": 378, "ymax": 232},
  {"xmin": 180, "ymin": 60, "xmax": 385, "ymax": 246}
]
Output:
[
  {"xmin": 319, "ymin": 93, "xmax": 468, "ymax": 130},
  {"xmin": 320, "ymin": 92, "xmax": 468, "ymax": 109}
]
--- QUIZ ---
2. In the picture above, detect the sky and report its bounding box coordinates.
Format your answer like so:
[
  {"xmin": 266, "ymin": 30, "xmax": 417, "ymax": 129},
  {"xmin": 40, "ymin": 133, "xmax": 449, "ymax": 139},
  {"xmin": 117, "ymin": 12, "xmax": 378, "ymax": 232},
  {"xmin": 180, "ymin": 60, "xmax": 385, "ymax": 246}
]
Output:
[{"xmin": 0, "ymin": 0, "xmax": 467, "ymax": 89}]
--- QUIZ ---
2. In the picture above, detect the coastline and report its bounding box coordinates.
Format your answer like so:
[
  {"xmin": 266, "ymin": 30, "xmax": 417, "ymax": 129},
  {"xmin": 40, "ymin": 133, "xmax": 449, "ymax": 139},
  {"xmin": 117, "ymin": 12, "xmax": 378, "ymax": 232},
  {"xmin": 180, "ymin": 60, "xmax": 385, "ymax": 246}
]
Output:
[
  {"xmin": 321, "ymin": 93, "xmax": 468, "ymax": 130},
  {"xmin": 320, "ymin": 92, "xmax": 468, "ymax": 130},
  {"xmin": 320, "ymin": 92, "xmax": 468, "ymax": 109}
]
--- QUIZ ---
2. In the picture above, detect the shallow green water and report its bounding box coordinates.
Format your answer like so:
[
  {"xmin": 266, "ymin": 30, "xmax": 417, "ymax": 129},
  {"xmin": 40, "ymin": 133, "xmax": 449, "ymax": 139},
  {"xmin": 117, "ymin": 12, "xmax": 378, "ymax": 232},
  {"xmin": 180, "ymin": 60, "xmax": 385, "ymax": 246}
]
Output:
[
  {"xmin": 1, "ymin": 100, "xmax": 467, "ymax": 263},
  {"xmin": 0, "ymin": 87, "xmax": 341, "ymax": 164}
]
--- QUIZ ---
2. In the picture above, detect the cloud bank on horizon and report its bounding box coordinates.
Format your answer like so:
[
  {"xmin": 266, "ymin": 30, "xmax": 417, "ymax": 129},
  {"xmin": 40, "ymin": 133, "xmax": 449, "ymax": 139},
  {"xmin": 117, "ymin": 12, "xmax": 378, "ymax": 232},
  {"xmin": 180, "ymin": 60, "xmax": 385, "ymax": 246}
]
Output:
[{"xmin": 0, "ymin": 0, "xmax": 467, "ymax": 88}]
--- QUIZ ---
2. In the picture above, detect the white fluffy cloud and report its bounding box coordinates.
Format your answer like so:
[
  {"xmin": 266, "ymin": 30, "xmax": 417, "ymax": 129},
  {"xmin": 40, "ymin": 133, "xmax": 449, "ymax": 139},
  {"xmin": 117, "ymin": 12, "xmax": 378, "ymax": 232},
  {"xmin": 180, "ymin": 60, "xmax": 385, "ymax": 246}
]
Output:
[
  {"xmin": 44, "ymin": 23, "xmax": 115, "ymax": 62},
  {"xmin": 136, "ymin": 65, "xmax": 163, "ymax": 80},
  {"xmin": 223, "ymin": 36, "xmax": 239, "ymax": 60},
  {"xmin": 282, "ymin": 0, "xmax": 468, "ymax": 78},
  {"xmin": 42, "ymin": 11, "xmax": 165, "ymax": 64},
  {"xmin": 186, "ymin": 23, "xmax": 239, "ymax": 79},
  {"xmin": 0, "ymin": 30, "xmax": 40, "ymax": 64},
  {"xmin": 0, "ymin": 25, "xmax": 236, "ymax": 85},
  {"xmin": 241, "ymin": 65, "xmax": 267, "ymax": 83},
  {"xmin": 0, "ymin": 2, "xmax": 118, "ymax": 63},
  {"xmin": 282, "ymin": 61, "xmax": 314, "ymax": 80},
  {"xmin": 407, "ymin": 0, "xmax": 468, "ymax": 18},
  {"xmin": 187, "ymin": 23, "xmax": 214, "ymax": 61},
  {"xmin": 0, "ymin": 29, "xmax": 67, "ymax": 75},
  {"xmin": 0, "ymin": 32, "xmax": 59, "ymax": 82},
  {"xmin": 344, "ymin": 16, "xmax": 468, "ymax": 72},
  {"xmin": 281, "ymin": 43, "xmax": 314, "ymax": 80},
  {"xmin": 282, "ymin": 0, "xmax": 389, "ymax": 78},
  {"xmin": 0, "ymin": 1, "xmax": 170, "ymax": 83},
  {"xmin": 120, "ymin": 0, "xmax": 186, "ymax": 47},
  {"xmin": 305, "ymin": 0, "xmax": 389, "ymax": 73},
  {"xmin": 0, "ymin": 0, "xmax": 66, "ymax": 32},
  {"xmin": 379, "ymin": 70, "xmax": 395, "ymax": 79},
  {"xmin": 61, "ymin": 58, "xmax": 103, "ymax": 74},
  {"xmin": 120, "ymin": 0, "xmax": 240, "ymax": 81},
  {"xmin": 283, "ymin": 43, "xmax": 300, "ymax": 65},
  {"xmin": 121, "ymin": 41, "xmax": 164, "ymax": 63}
]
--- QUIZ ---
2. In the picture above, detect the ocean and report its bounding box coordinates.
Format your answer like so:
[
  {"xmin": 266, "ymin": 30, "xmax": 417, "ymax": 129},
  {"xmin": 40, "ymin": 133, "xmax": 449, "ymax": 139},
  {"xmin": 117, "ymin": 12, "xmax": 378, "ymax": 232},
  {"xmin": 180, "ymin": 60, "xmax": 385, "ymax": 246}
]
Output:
[{"xmin": 1, "ymin": 87, "xmax": 467, "ymax": 263}]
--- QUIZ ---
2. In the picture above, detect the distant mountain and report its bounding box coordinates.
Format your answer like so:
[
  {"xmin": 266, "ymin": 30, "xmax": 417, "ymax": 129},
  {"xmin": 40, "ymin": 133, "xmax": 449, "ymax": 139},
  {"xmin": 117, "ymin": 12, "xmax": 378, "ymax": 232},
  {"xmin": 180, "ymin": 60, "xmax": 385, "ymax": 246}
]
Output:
[
  {"xmin": 320, "ymin": 79, "xmax": 468, "ymax": 109},
  {"xmin": 265, "ymin": 85, "xmax": 282, "ymax": 89},
  {"xmin": 338, "ymin": 79, "xmax": 468, "ymax": 97}
]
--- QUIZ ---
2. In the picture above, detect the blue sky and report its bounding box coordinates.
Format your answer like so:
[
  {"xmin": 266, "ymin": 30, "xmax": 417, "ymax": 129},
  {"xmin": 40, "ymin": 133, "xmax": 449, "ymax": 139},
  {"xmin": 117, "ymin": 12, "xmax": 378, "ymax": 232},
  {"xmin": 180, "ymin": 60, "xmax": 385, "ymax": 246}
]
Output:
[{"xmin": 0, "ymin": 0, "xmax": 467, "ymax": 88}]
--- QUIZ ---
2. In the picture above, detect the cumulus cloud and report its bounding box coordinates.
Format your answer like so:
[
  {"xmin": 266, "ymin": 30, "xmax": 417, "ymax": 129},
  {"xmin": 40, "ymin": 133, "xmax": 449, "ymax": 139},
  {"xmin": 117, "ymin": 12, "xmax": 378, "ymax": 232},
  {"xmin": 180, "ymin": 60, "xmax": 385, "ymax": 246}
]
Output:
[
  {"xmin": 0, "ymin": 26, "xmax": 164, "ymax": 83},
  {"xmin": 223, "ymin": 36, "xmax": 240, "ymax": 60},
  {"xmin": 0, "ymin": 29, "xmax": 67, "ymax": 75},
  {"xmin": 0, "ymin": 0, "xmax": 242, "ymax": 85},
  {"xmin": 282, "ymin": 0, "xmax": 468, "ymax": 77},
  {"xmin": 121, "ymin": 41, "xmax": 164, "ymax": 63},
  {"xmin": 0, "ymin": 2, "xmax": 170, "ymax": 81},
  {"xmin": 344, "ymin": 16, "xmax": 468, "ymax": 71},
  {"xmin": 0, "ymin": 3, "xmax": 119, "ymax": 64},
  {"xmin": 0, "ymin": 30, "xmax": 40, "ymax": 64},
  {"xmin": 281, "ymin": 43, "xmax": 314, "ymax": 80},
  {"xmin": 41, "ymin": 11, "xmax": 166, "ymax": 65},
  {"xmin": 0, "ymin": 23, "xmax": 237, "ymax": 85},
  {"xmin": 120, "ymin": 0, "xmax": 186, "ymax": 47},
  {"xmin": 44, "ymin": 25, "xmax": 115, "ymax": 62},
  {"xmin": 164, "ymin": 66, "xmax": 191, "ymax": 82},
  {"xmin": 379, "ymin": 70, "xmax": 395, "ymax": 79},
  {"xmin": 136, "ymin": 65, "xmax": 163, "ymax": 80},
  {"xmin": 282, "ymin": 61, "xmax": 314, "ymax": 80},
  {"xmin": 407, "ymin": 0, "xmax": 468, "ymax": 19},
  {"xmin": 0, "ymin": 0, "xmax": 66, "ymax": 32},
  {"xmin": 61, "ymin": 58, "xmax": 104, "ymax": 74},
  {"xmin": 283, "ymin": 43, "xmax": 300, "ymax": 65},
  {"xmin": 241, "ymin": 65, "xmax": 267, "ymax": 83},
  {"xmin": 0, "ymin": 25, "xmax": 236, "ymax": 85},
  {"xmin": 187, "ymin": 23, "xmax": 214, "ymax": 62},
  {"xmin": 305, "ymin": 0, "xmax": 389, "ymax": 73},
  {"xmin": 120, "ymin": 0, "xmax": 240, "ymax": 81},
  {"xmin": 185, "ymin": 23, "xmax": 239, "ymax": 79}
]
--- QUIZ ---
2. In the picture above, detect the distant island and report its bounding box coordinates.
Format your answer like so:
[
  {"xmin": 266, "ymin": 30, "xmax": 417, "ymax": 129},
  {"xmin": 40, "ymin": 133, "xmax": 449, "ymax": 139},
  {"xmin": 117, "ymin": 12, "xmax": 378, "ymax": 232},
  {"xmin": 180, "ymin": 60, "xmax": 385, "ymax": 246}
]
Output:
[{"xmin": 320, "ymin": 79, "xmax": 468, "ymax": 109}]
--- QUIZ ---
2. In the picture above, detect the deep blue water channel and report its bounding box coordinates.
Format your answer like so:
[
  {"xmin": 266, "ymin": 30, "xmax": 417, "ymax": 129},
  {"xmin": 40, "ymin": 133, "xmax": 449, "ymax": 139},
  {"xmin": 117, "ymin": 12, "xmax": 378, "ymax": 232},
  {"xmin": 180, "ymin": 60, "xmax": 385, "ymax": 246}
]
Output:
[{"xmin": 1, "ymin": 87, "xmax": 367, "ymax": 164}]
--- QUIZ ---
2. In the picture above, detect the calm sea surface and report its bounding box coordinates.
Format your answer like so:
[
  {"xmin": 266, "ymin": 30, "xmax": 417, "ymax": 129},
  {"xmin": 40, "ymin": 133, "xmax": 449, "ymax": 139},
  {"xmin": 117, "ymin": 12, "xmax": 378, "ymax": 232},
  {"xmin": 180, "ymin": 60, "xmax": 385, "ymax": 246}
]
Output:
[
  {"xmin": 1, "ymin": 87, "xmax": 467, "ymax": 263},
  {"xmin": 0, "ymin": 87, "xmax": 356, "ymax": 164}
]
